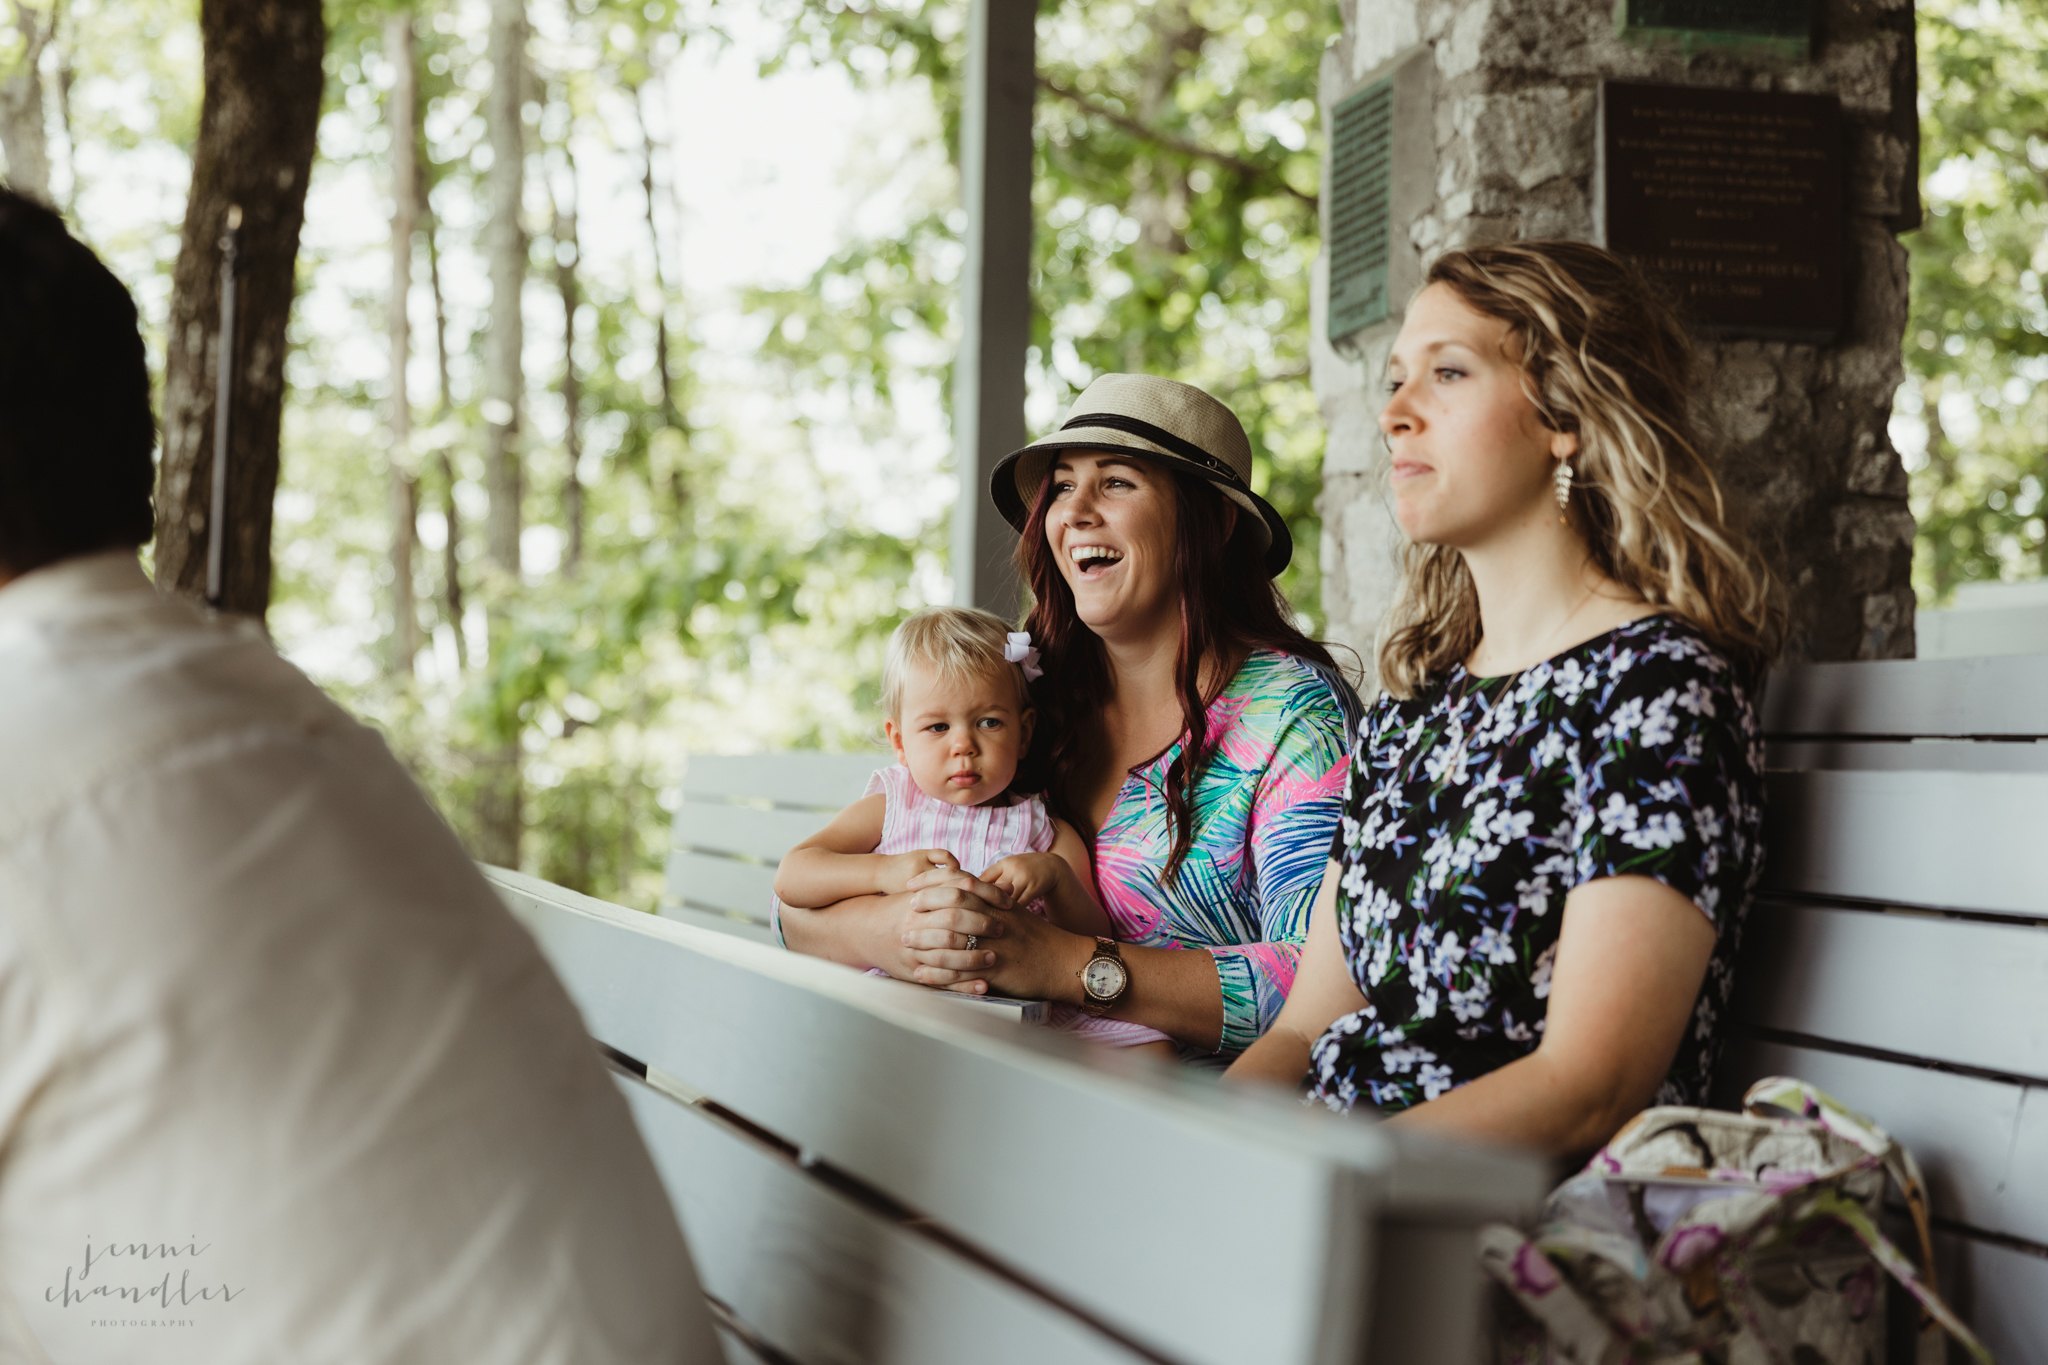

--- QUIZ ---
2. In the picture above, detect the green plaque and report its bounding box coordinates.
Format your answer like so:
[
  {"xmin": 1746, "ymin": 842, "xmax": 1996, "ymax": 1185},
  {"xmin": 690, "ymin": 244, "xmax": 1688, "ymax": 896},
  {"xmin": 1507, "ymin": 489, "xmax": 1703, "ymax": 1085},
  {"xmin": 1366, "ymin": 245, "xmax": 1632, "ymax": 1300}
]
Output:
[
  {"xmin": 1616, "ymin": 0, "xmax": 1812, "ymax": 60},
  {"xmin": 1326, "ymin": 75, "xmax": 1395, "ymax": 342}
]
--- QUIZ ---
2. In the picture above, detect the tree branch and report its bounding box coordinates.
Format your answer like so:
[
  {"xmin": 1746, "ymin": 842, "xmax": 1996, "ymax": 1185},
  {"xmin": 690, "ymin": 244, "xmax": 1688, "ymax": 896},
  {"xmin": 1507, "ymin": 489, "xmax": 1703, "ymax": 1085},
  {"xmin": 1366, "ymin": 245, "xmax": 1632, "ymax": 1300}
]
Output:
[
  {"xmin": 1036, "ymin": 71, "xmax": 1315, "ymax": 209},
  {"xmin": 7, "ymin": 0, "xmax": 51, "ymax": 62}
]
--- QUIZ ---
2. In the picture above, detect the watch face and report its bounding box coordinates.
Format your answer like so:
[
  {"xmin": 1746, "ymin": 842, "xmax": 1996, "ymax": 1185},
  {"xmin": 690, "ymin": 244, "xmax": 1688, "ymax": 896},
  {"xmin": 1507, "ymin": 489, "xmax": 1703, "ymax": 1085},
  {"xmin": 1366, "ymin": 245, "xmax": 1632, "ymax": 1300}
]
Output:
[{"xmin": 1081, "ymin": 955, "xmax": 1128, "ymax": 1001}]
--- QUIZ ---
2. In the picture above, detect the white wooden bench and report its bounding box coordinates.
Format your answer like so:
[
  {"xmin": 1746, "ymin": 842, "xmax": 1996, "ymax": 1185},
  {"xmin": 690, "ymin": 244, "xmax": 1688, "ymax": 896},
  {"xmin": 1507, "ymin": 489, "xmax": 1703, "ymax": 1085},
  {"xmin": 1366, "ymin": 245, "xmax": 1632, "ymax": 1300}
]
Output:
[
  {"xmin": 1915, "ymin": 579, "xmax": 2048, "ymax": 659},
  {"xmin": 1721, "ymin": 653, "xmax": 2048, "ymax": 1363},
  {"xmin": 659, "ymin": 752, "xmax": 881, "ymax": 944},
  {"xmin": 486, "ymin": 864, "xmax": 1548, "ymax": 1364},
  {"xmin": 641, "ymin": 655, "xmax": 2047, "ymax": 1359}
]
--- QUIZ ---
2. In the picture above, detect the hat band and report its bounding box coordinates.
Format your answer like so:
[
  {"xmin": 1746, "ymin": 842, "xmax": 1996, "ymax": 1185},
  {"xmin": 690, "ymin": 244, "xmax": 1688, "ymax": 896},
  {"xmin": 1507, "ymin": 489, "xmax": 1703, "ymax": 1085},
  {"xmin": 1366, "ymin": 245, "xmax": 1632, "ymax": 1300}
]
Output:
[{"xmin": 1058, "ymin": 412, "xmax": 1246, "ymax": 488}]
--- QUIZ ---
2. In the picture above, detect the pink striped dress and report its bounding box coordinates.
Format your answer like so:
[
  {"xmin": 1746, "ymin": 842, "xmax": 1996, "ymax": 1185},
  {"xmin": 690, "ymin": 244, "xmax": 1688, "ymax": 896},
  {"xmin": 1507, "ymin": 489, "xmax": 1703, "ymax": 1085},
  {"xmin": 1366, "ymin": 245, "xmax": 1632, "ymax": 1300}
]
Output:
[{"xmin": 862, "ymin": 765, "xmax": 1171, "ymax": 1048}]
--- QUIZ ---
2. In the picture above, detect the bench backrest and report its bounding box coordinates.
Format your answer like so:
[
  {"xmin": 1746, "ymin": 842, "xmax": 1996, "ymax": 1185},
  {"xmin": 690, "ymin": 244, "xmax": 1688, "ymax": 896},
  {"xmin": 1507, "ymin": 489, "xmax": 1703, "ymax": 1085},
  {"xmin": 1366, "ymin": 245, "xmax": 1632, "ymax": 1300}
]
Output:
[
  {"xmin": 1723, "ymin": 655, "xmax": 2048, "ymax": 1363},
  {"xmin": 661, "ymin": 752, "xmax": 880, "ymax": 941},
  {"xmin": 1916, "ymin": 580, "xmax": 2048, "ymax": 659},
  {"xmin": 488, "ymin": 866, "xmax": 1545, "ymax": 1365}
]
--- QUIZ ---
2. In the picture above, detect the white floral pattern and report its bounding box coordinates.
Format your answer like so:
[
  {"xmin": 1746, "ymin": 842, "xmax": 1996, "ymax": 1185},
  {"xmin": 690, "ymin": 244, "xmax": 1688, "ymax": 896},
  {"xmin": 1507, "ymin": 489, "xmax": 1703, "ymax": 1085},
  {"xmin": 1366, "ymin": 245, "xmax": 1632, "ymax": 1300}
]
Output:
[{"xmin": 1305, "ymin": 615, "xmax": 1765, "ymax": 1114}]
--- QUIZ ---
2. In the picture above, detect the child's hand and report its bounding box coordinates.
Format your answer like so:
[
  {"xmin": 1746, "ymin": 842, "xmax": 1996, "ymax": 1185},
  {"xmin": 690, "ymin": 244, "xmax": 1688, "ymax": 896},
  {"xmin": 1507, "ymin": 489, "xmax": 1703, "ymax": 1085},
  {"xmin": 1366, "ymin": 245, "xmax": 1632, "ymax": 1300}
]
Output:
[
  {"xmin": 878, "ymin": 848, "xmax": 960, "ymax": 896},
  {"xmin": 980, "ymin": 853, "xmax": 1066, "ymax": 911}
]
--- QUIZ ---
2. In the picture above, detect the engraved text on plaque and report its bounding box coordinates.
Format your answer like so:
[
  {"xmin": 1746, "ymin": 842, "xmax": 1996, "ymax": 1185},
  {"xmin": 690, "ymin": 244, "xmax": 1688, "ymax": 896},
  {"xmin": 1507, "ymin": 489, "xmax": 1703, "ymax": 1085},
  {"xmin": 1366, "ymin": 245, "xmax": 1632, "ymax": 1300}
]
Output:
[
  {"xmin": 1327, "ymin": 75, "xmax": 1396, "ymax": 342},
  {"xmin": 1599, "ymin": 81, "xmax": 1843, "ymax": 339}
]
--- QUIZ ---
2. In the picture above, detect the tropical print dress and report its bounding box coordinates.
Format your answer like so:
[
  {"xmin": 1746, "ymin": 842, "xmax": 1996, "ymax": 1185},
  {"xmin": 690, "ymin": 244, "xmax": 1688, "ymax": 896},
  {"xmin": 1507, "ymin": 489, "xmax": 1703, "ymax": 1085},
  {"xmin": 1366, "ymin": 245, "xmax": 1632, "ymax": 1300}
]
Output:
[
  {"xmin": 1092, "ymin": 649, "xmax": 1359, "ymax": 1062},
  {"xmin": 1304, "ymin": 615, "xmax": 1764, "ymax": 1113}
]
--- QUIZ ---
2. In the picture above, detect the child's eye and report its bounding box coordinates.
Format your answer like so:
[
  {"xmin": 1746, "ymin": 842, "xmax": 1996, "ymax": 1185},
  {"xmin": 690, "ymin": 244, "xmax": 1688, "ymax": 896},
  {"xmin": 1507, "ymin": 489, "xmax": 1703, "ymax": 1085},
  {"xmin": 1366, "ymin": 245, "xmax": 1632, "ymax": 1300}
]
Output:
[
  {"xmin": 1385, "ymin": 376, "xmax": 1406, "ymax": 395},
  {"xmin": 926, "ymin": 722, "xmax": 948, "ymax": 733},
  {"xmin": 976, "ymin": 717, "xmax": 1003, "ymax": 730},
  {"xmin": 1435, "ymin": 367, "xmax": 1465, "ymax": 383}
]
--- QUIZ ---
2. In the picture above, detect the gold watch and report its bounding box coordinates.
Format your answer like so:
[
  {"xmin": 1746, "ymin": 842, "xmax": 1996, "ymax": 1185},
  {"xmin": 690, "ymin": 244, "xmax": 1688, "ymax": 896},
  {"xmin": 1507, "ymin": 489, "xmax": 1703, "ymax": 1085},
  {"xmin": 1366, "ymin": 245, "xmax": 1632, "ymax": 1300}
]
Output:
[{"xmin": 1077, "ymin": 937, "xmax": 1130, "ymax": 1017}]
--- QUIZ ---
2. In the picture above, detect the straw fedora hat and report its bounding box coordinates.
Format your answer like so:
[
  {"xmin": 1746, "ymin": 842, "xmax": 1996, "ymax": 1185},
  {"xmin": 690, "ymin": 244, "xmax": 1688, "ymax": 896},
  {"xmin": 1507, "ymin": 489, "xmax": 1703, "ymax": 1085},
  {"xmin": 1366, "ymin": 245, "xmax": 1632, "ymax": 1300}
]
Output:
[{"xmin": 989, "ymin": 373, "xmax": 1293, "ymax": 577}]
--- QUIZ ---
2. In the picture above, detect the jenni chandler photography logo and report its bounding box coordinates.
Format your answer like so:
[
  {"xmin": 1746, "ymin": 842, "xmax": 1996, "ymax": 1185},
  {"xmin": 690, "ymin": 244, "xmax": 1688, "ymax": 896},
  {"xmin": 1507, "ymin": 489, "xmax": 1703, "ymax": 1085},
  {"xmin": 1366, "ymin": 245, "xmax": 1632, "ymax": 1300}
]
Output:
[{"xmin": 44, "ymin": 1237, "xmax": 244, "ymax": 1324}]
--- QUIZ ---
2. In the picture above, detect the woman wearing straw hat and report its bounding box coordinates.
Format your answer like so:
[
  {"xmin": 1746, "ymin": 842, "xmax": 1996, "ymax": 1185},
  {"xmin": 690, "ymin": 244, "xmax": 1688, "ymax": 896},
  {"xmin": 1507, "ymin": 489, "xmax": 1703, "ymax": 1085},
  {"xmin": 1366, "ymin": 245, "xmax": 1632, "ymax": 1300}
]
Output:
[{"xmin": 779, "ymin": 375, "xmax": 1360, "ymax": 1060}]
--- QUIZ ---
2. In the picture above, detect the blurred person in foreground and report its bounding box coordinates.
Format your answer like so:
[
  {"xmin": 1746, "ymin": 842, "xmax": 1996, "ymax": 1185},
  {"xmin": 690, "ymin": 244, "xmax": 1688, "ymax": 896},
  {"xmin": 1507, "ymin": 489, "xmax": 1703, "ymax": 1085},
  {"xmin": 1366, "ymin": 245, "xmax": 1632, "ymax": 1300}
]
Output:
[{"xmin": 0, "ymin": 187, "xmax": 717, "ymax": 1362}]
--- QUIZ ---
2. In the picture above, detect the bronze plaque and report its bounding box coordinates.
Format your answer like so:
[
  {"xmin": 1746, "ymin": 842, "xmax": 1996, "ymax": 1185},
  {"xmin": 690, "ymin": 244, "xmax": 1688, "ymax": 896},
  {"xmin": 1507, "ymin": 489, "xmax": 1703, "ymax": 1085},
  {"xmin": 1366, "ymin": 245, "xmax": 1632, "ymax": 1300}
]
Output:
[
  {"xmin": 1599, "ymin": 81, "xmax": 1843, "ymax": 339},
  {"xmin": 1616, "ymin": 0, "xmax": 1812, "ymax": 60}
]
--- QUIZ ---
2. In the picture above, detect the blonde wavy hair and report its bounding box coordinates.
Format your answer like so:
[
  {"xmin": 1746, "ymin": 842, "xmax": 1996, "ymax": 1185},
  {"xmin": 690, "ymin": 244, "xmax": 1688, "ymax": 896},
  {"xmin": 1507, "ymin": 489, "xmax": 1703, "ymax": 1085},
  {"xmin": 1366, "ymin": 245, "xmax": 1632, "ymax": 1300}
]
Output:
[{"xmin": 1377, "ymin": 240, "xmax": 1784, "ymax": 697}]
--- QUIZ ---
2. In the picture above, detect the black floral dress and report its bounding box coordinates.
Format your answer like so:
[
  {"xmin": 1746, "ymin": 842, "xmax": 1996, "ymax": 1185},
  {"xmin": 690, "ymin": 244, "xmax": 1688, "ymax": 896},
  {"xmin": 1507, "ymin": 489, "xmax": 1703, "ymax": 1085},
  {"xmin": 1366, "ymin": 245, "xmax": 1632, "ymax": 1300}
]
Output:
[{"xmin": 1305, "ymin": 614, "xmax": 1765, "ymax": 1115}]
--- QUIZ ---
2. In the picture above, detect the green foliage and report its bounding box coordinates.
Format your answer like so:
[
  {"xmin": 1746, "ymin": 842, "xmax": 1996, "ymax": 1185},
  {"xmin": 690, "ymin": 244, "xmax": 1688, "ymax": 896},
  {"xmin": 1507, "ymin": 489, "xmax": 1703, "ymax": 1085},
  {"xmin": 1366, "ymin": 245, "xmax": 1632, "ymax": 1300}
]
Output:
[
  {"xmin": 1903, "ymin": 0, "xmax": 2048, "ymax": 600},
  {"xmin": 752, "ymin": 0, "xmax": 1337, "ymax": 627},
  {"xmin": 65, "ymin": 0, "xmax": 1336, "ymax": 908},
  {"xmin": 269, "ymin": 0, "xmax": 926, "ymax": 906}
]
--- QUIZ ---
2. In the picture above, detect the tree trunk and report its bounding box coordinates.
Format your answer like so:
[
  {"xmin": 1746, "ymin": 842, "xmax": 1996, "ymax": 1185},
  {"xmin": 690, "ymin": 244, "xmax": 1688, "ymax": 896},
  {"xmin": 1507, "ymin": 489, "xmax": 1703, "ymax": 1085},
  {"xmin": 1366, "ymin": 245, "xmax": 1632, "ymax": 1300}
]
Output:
[
  {"xmin": 633, "ymin": 78, "xmax": 688, "ymax": 508},
  {"xmin": 0, "ymin": 0, "xmax": 54, "ymax": 202},
  {"xmin": 52, "ymin": 8, "xmax": 70, "ymax": 210},
  {"xmin": 483, "ymin": 0, "xmax": 525, "ymax": 578},
  {"xmin": 154, "ymin": 0, "xmax": 324, "ymax": 617},
  {"xmin": 550, "ymin": 169, "xmax": 583, "ymax": 573},
  {"xmin": 421, "ymin": 188, "xmax": 465, "ymax": 668},
  {"xmin": 635, "ymin": 82, "xmax": 678, "ymax": 433},
  {"xmin": 386, "ymin": 13, "xmax": 420, "ymax": 675},
  {"xmin": 475, "ymin": 0, "xmax": 526, "ymax": 868}
]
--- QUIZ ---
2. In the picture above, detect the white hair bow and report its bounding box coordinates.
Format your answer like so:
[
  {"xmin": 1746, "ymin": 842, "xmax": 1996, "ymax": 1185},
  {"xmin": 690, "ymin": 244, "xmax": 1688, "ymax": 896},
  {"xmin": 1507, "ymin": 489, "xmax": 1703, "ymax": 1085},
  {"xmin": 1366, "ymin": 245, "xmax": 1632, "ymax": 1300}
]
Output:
[{"xmin": 1004, "ymin": 632, "xmax": 1044, "ymax": 682}]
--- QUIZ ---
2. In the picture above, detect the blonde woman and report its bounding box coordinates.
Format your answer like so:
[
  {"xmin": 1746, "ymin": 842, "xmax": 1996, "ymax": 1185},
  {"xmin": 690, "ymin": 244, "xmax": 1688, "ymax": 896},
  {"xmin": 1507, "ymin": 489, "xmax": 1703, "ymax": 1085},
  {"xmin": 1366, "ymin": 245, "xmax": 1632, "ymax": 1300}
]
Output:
[{"xmin": 1225, "ymin": 242, "xmax": 1782, "ymax": 1159}]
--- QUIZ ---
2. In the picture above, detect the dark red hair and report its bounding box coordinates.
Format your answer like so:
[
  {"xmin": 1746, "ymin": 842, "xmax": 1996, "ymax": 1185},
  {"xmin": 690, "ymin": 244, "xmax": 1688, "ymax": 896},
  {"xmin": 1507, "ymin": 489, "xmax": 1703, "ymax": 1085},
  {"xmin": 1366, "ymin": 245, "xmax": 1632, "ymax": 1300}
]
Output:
[{"xmin": 1014, "ymin": 464, "xmax": 1348, "ymax": 882}]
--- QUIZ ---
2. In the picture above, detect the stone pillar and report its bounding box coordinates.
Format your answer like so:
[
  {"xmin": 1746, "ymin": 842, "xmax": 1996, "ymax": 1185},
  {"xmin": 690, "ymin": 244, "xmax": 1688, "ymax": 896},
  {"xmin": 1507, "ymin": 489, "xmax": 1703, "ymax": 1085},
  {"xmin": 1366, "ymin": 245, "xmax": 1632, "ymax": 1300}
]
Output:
[{"xmin": 1314, "ymin": 0, "xmax": 1919, "ymax": 672}]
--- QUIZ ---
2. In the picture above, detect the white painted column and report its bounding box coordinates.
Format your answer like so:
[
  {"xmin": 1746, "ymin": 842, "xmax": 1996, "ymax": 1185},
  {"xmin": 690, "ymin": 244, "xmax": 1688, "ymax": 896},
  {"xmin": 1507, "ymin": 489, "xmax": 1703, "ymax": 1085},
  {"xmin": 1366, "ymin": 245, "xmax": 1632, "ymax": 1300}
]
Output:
[{"xmin": 950, "ymin": 0, "xmax": 1035, "ymax": 621}]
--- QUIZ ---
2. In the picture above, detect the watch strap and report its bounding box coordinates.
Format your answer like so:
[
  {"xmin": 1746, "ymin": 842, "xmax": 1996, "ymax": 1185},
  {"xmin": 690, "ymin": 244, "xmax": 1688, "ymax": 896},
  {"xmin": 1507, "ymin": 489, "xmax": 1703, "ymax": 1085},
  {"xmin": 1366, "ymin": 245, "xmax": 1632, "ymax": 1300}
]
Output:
[{"xmin": 1079, "ymin": 937, "xmax": 1127, "ymax": 1017}]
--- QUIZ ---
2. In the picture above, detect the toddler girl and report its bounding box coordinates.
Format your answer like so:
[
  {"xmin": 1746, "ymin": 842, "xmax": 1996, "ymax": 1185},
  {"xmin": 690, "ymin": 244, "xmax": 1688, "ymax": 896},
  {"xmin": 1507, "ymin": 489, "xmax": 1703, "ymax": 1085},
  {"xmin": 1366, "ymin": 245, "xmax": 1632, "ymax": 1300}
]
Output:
[{"xmin": 773, "ymin": 607, "xmax": 1174, "ymax": 1055}]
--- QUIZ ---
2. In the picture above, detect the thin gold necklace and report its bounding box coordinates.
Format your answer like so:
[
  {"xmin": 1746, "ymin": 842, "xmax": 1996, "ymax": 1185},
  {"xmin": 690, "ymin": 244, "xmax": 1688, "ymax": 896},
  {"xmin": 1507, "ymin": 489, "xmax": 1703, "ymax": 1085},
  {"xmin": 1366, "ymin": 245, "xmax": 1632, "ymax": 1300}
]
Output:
[
  {"xmin": 1447, "ymin": 581, "xmax": 1599, "ymax": 782},
  {"xmin": 1468, "ymin": 580, "xmax": 1599, "ymax": 679}
]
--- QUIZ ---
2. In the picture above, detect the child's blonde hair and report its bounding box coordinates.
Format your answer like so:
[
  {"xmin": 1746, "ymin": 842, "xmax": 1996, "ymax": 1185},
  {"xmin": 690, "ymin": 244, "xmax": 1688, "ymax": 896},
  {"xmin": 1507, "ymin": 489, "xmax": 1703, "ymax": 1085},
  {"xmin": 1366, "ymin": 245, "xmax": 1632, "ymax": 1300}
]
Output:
[{"xmin": 882, "ymin": 607, "xmax": 1031, "ymax": 720}]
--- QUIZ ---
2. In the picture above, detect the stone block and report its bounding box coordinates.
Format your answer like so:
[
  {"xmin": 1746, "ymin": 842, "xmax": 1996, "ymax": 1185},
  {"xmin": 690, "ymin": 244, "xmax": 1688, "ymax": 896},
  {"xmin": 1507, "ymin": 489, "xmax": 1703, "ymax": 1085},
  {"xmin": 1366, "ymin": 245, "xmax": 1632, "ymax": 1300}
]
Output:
[
  {"xmin": 1435, "ymin": 0, "xmax": 1495, "ymax": 80},
  {"xmin": 1454, "ymin": 87, "xmax": 1597, "ymax": 190},
  {"xmin": 1350, "ymin": 1, "xmax": 1422, "ymax": 80},
  {"xmin": 1852, "ymin": 129, "xmax": 1911, "ymax": 219},
  {"xmin": 1859, "ymin": 587, "xmax": 1917, "ymax": 660},
  {"xmin": 1321, "ymin": 371, "xmax": 1393, "ymax": 476},
  {"xmin": 1797, "ymin": 31, "xmax": 1901, "ymax": 115},
  {"xmin": 1307, "ymin": 241, "xmax": 1371, "ymax": 404},
  {"xmin": 1319, "ymin": 471, "xmax": 1406, "ymax": 664}
]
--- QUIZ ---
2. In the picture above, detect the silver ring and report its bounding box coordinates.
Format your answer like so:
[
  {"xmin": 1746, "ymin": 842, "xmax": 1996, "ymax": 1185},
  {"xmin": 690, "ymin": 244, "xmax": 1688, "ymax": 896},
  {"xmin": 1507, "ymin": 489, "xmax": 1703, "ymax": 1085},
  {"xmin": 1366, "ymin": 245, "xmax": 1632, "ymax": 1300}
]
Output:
[{"xmin": 965, "ymin": 935, "xmax": 979, "ymax": 952}]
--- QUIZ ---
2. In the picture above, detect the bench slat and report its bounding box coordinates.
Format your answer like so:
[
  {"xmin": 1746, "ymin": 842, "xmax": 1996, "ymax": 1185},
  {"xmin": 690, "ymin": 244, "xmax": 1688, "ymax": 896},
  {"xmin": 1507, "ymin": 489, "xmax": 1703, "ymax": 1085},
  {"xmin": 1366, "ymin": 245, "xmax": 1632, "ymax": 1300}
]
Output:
[
  {"xmin": 490, "ymin": 868, "xmax": 1545, "ymax": 1365},
  {"xmin": 1762, "ymin": 770, "xmax": 2048, "ymax": 918},
  {"xmin": 666, "ymin": 850, "xmax": 776, "ymax": 924},
  {"xmin": 1729, "ymin": 902, "xmax": 2048, "ymax": 1082},
  {"xmin": 1717, "ymin": 1037, "xmax": 2046, "ymax": 1246},
  {"xmin": 683, "ymin": 752, "xmax": 882, "ymax": 809},
  {"xmin": 617, "ymin": 1075, "xmax": 1152, "ymax": 1365},
  {"xmin": 658, "ymin": 903, "xmax": 780, "ymax": 945},
  {"xmin": 1764, "ymin": 656, "xmax": 2048, "ymax": 738},
  {"xmin": 1769, "ymin": 738, "xmax": 2048, "ymax": 775},
  {"xmin": 1933, "ymin": 1228, "xmax": 2048, "ymax": 1365},
  {"xmin": 674, "ymin": 798, "xmax": 830, "ymax": 864}
]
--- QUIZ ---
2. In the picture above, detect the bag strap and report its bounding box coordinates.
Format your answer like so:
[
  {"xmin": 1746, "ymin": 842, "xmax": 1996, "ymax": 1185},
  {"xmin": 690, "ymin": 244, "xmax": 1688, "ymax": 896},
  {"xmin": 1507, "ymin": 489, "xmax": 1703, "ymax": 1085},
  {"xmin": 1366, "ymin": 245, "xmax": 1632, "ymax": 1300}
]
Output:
[
  {"xmin": 1800, "ymin": 1187, "xmax": 1993, "ymax": 1364},
  {"xmin": 1745, "ymin": 1077, "xmax": 1989, "ymax": 1364}
]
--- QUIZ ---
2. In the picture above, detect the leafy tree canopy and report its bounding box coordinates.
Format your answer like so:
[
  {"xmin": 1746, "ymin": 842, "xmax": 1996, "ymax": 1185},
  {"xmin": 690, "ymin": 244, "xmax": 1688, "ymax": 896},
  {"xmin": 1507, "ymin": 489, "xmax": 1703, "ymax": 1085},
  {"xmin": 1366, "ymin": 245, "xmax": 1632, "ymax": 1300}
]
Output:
[{"xmin": 1901, "ymin": 0, "xmax": 2048, "ymax": 599}]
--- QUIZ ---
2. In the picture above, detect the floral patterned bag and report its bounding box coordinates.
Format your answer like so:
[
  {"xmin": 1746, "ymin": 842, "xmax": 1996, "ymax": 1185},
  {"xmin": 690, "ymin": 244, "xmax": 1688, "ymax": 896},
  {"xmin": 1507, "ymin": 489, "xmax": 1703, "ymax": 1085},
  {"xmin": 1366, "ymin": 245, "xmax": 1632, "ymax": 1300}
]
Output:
[{"xmin": 1479, "ymin": 1077, "xmax": 1993, "ymax": 1365}]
